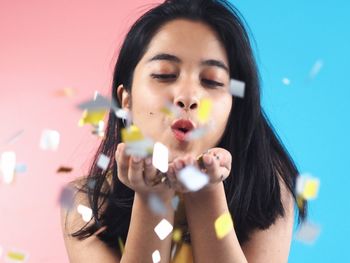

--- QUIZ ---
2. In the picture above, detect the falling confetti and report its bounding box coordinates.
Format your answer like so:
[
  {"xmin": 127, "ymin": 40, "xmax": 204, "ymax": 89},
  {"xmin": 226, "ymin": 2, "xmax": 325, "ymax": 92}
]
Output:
[
  {"xmin": 148, "ymin": 194, "xmax": 167, "ymax": 216},
  {"xmin": 77, "ymin": 93, "xmax": 116, "ymax": 112},
  {"xmin": 152, "ymin": 250, "xmax": 161, "ymax": 263},
  {"xmin": 0, "ymin": 151, "xmax": 16, "ymax": 184},
  {"xmin": 59, "ymin": 185, "xmax": 76, "ymax": 210},
  {"xmin": 121, "ymin": 125, "xmax": 144, "ymax": 143},
  {"xmin": 160, "ymin": 102, "xmax": 180, "ymax": 119},
  {"xmin": 154, "ymin": 219, "xmax": 173, "ymax": 240},
  {"xmin": 55, "ymin": 87, "xmax": 76, "ymax": 97},
  {"xmin": 296, "ymin": 173, "xmax": 320, "ymax": 200},
  {"xmin": 197, "ymin": 98, "xmax": 213, "ymax": 124},
  {"xmin": 56, "ymin": 166, "xmax": 73, "ymax": 173},
  {"xmin": 5, "ymin": 249, "xmax": 28, "ymax": 262},
  {"xmin": 282, "ymin": 78, "xmax": 291, "ymax": 86},
  {"xmin": 15, "ymin": 163, "xmax": 27, "ymax": 174},
  {"xmin": 229, "ymin": 79, "xmax": 245, "ymax": 98},
  {"xmin": 2, "ymin": 129, "xmax": 24, "ymax": 145},
  {"xmin": 97, "ymin": 154, "xmax": 110, "ymax": 171},
  {"xmin": 91, "ymin": 121, "xmax": 105, "ymax": 137},
  {"xmin": 178, "ymin": 165, "xmax": 209, "ymax": 192},
  {"xmin": 78, "ymin": 110, "xmax": 107, "ymax": 126},
  {"xmin": 118, "ymin": 237, "xmax": 125, "ymax": 255},
  {"xmin": 152, "ymin": 142, "xmax": 169, "ymax": 173},
  {"xmin": 125, "ymin": 139, "xmax": 154, "ymax": 158},
  {"xmin": 309, "ymin": 59, "xmax": 324, "ymax": 79},
  {"xmin": 172, "ymin": 228, "xmax": 182, "ymax": 242},
  {"xmin": 295, "ymin": 221, "xmax": 321, "ymax": 245},
  {"xmin": 39, "ymin": 130, "xmax": 60, "ymax": 151},
  {"xmin": 171, "ymin": 195, "xmax": 180, "ymax": 210},
  {"xmin": 214, "ymin": 212, "xmax": 234, "ymax": 239},
  {"xmin": 77, "ymin": 204, "xmax": 93, "ymax": 222}
]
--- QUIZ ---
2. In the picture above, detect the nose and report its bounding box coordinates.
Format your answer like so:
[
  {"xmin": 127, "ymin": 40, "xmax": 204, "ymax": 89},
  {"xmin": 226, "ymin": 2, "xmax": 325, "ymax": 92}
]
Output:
[{"xmin": 174, "ymin": 96, "xmax": 199, "ymax": 111}]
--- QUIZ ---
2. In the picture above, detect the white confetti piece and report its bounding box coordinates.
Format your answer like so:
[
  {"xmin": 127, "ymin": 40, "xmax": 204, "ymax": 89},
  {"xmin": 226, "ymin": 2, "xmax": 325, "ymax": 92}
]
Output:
[
  {"xmin": 125, "ymin": 138, "xmax": 154, "ymax": 158},
  {"xmin": 152, "ymin": 142, "xmax": 168, "ymax": 173},
  {"xmin": 309, "ymin": 59, "xmax": 324, "ymax": 79},
  {"xmin": 0, "ymin": 151, "xmax": 16, "ymax": 184},
  {"xmin": 161, "ymin": 101, "xmax": 181, "ymax": 118},
  {"xmin": 148, "ymin": 194, "xmax": 167, "ymax": 215},
  {"xmin": 295, "ymin": 221, "xmax": 321, "ymax": 245},
  {"xmin": 282, "ymin": 78, "xmax": 291, "ymax": 85},
  {"xmin": 3, "ymin": 129, "xmax": 24, "ymax": 145},
  {"xmin": 152, "ymin": 250, "xmax": 161, "ymax": 263},
  {"xmin": 154, "ymin": 219, "xmax": 173, "ymax": 240},
  {"xmin": 97, "ymin": 154, "xmax": 110, "ymax": 171},
  {"xmin": 171, "ymin": 195, "xmax": 180, "ymax": 210},
  {"xmin": 229, "ymin": 79, "xmax": 245, "ymax": 98},
  {"xmin": 39, "ymin": 130, "xmax": 60, "ymax": 151},
  {"xmin": 178, "ymin": 165, "xmax": 209, "ymax": 192},
  {"xmin": 78, "ymin": 93, "xmax": 116, "ymax": 112},
  {"xmin": 77, "ymin": 204, "xmax": 93, "ymax": 222},
  {"xmin": 59, "ymin": 185, "xmax": 76, "ymax": 210}
]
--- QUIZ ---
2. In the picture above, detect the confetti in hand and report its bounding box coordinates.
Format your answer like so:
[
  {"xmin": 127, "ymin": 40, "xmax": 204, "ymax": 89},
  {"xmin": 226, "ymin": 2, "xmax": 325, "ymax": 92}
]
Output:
[
  {"xmin": 296, "ymin": 173, "xmax": 320, "ymax": 200},
  {"xmin": 0, "ymin": 151, "xmax": 16, "ymax": 184},
  {"xmin": 122, "ymin": 125, "xmax": 153, "ymax": 157},
  {"xmin": 152, "ymin": 142, "xmax": 169, "ymax": 173},
  {"xmin": 197, "ymin": 98, "xmax": 213, "ymax": 124},
  {"xmin": 39, "ymin": 130, "xmax": 60, "ymax": 151},
  {"xmin": 154, "ymin": 219, "xmax": 173, "ymax": 240},
  {"xmin": 229, "ymin": 79, "xmax": 245, "ymax": 98},
  {"xmin": 178, "ymin": 165, "xmax": 209, "ymax": 192},
  {"xmin": 214, "ymin": 212, "xmax": 234, "ymax": 239}
]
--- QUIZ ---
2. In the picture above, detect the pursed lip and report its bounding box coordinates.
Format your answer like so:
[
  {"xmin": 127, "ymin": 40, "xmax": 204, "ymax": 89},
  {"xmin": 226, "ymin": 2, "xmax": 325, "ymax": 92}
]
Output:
[{"xmin": 171, "ymin": 119, "xmax": 196, "ymax": 142}]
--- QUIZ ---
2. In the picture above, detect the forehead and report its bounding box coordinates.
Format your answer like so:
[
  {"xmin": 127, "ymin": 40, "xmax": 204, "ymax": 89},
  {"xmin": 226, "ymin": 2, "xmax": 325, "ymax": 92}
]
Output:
[{"xmin": 142, "ymin": 19, "xmax": 228, "ymax": 65}]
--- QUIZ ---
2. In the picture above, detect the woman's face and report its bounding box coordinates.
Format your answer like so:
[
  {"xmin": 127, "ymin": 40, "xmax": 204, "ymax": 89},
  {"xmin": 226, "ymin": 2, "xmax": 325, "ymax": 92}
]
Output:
[{"xmin": 119, "ymin": 19, "xmax": 233, "ymax": 160}]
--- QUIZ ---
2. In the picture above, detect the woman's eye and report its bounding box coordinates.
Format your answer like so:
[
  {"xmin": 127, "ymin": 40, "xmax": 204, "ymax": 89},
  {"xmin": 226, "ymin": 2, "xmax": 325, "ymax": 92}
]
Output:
[
  {"xmin": 201, "ymin": 79, "xmax": 224, "ymax": 88},
  {"xmin": 151, "ymin": 74, "xmax": 177, "ymax": 81}
]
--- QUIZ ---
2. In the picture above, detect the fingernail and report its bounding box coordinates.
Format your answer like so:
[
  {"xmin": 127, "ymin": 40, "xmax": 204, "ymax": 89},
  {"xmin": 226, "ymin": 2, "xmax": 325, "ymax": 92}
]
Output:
[
  {"xmin": 145, "ymin": 158, "xmax": 152, "ymax": 166},
  {"xmin": 132, "ymin": 156, "xmax": 142, "ymax": 163}
]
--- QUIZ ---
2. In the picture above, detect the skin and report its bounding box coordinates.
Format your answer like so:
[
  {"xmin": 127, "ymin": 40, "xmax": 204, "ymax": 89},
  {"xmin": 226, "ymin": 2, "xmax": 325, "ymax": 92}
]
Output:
[{"xmin": 61, "ymin": 19, "xmax": 294, "ymax": 263}]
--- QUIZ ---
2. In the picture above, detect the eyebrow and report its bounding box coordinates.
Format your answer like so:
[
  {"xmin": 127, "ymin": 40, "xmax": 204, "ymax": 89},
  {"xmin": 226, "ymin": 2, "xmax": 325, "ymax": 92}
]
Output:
[{"xmin": 147, "ymin": 53, "xmax": 229, "ymax": 73}]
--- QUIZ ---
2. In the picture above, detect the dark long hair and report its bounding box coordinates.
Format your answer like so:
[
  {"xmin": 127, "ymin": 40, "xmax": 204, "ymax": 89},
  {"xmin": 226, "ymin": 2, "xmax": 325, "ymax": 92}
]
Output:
[{"xmin": 70, "ymin": 0, "xmax": 306, "ymax": 252}]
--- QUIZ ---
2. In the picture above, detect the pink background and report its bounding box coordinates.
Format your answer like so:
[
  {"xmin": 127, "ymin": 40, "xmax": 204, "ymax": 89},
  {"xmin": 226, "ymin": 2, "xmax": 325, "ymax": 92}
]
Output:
[{"xmin": 0, "ymin": 1, "xmax": 158, "ymax": 262}]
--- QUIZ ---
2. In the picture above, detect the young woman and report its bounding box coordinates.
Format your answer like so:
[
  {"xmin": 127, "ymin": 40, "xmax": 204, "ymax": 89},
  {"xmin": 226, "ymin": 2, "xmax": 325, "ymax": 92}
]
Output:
[{"xmin": 61, "ymin": 0, "xmax": 306, "ymax": 262}]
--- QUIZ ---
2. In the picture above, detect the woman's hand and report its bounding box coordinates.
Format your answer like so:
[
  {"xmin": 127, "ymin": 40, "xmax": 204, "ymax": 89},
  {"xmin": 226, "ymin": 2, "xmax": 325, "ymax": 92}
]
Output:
[
  {"xmin": 167, "ymin": 147, "xmax": 232, "ymax": 193},
  {"xmin": 115, "ymin": 143, "xmax": 174, "ymax": 199}
]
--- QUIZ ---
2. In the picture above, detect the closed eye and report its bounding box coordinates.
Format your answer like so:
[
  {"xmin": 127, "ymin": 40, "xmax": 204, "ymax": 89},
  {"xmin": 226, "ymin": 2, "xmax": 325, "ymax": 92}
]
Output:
[
  {"xmin": 151, "ymin": 74, "xmax": 177, "ymax": 81},
  {"xmin": 201, "ymin": 79, "xmax": 224, "ymax": 88}
]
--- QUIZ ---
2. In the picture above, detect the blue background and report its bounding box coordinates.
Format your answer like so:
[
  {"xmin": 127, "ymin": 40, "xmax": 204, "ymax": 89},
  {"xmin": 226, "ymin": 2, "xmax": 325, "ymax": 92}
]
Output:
[{"xmin": 230, "ymin": 0, "xmax": 350, "ymax": 262}]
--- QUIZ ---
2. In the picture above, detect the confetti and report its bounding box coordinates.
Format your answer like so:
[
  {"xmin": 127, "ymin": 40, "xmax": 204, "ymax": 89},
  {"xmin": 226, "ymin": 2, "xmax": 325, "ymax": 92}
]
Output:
[
  {"xmin": 178, "ymin": 165, "xmax": 209, "ymax": 192},
  {"xmin": 152, "ymin": 142, "xmax": 169, "ymax": 173},
  {"xmin": 55, "ymin": 87, "xmax": 76, "ymax": 97},
  {"xmin": 214, "ymin": 212, "xmax": 234, "ymax": 239},
  {"xmin": 296, "ymin": 173, "xmax": 320, "ymax": 200},
  {"xmin": 118, "ymin": 237, "xmax": 124, "ymax": 255},
  {"xmin": 0, "ymin": 151, "xmax": 16, "ymax": 184},
  {"xmin": 229, "ymin": 79, "xmax": 245, "ymax": 98},
  {"xmin": 154, "ymin": 219, "xmax": 173, "ymax": 240},
  {"xmin": 77, "ymin": 93, "xmax": 116, "ymax": 112},
  {"xmin": 2, "ymin": 129, "xmax": 24, "ymax": 145},
  {"xmin": 309, "ymin": 59, "xmax": 324, "ymax": 79},
  {"xmin": 39, "ymin": 130, "xmax": 60, "ymax": 151},
  {"xmin": 125, "ymin": 138, "xmax": 154, "ymax": 158},
  {"xmin": 295, "ymin": 221, "xmax": 321, "ymax": 245},
  {"xmin": 5, "ymin": 249, "xmax": 28, "ymax": 262},
  {"xmin": 97, "ymin": 154, "xmax": 110, "ymax": 171},
  {"xmin": 148, "ymin": 194, "xmax": 167, "ymax": 215},
  {"xmin": 78, "ymin": 110, "xmax": 107, "ymax": 126},
  {"xmin": 15, "ymin": 164, "xmax": 27, "ymax": 174},
  {"xmin": 77, "ymin": 204, "xmax": 93, "ymax": 222},
  {"xmin": 91, "ymin": 121, "xmax": 105, "ymax": 137},
  {"xmin": 197, "ymin": 98, "xmax": 213, "ymax": 124},
  {"xmin": 152, "ymin": 250, "xmax": 161, "ymax": 263},
  {"xmin": 172, "ymin": 228, "xmax": 182, "ymax": 242},
  {"xmin": 59, "ymin": 185, "xmax": 76, "ymax": 210},
  {"xmin": 185, "ymin": 121, "xmax": 214, "ymax": 141},
  {"xmin": 160, "ymin": 102, "xmax": 180, "ymax": 118},
  {"xmin": 56, "ymin": 166, "xmax": 73, "ymax": 173},
  {"xmin": 121, "ymin": 125, "xmax": 144, "ymax": 142},
  {"xmin": 171, "ymin": 195, "xmax": 180, "ymax": 210},
  {"xmin": 282, "ymin": 78, "xmax": 291, "ymax": 85}
]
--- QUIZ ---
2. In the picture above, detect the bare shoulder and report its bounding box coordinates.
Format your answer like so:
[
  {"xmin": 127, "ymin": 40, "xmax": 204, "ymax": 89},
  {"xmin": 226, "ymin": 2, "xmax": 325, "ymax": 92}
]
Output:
[
  {"xmin": 241, "ymin": 178, "xmax": 295, "ymax": 263},
  {"xmin": 60, "ymin": 176, "xmax": 120, "ymax": 262}
]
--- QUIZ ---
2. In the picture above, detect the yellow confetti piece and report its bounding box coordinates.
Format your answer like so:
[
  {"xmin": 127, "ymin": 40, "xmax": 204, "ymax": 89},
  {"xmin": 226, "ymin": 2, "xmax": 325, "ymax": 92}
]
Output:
[
  {"xmin": 198, "ymin": 98, "xmax": 212, "ymax": 123},
  {"xmin": 302, "ymin": 179, "xmax": 320, "ymax": 200},
  {"xmin": 78, "ymin": 110, "xmax": 107, "ymax": 126},
  {"xmin": 296, "ymin": 195, "xmax": 305, "ymax": 210},
  {"xmin": 6, "ymin": 251, "xmax": 26, "ymax": 261},
  {"xmin": 172, "ymin": 228, "xmax": 182, "ymax": 243},
  {"xmin": 118, "ymin": 237, "xmax": 124, "ymax": 255},
  {"xmin": 214, "ymin": 212, "xmax": 234, "ymax": 239},
  {"xmin": 121, "ymin": 125, "xmax": 144, "ymax": 143}
]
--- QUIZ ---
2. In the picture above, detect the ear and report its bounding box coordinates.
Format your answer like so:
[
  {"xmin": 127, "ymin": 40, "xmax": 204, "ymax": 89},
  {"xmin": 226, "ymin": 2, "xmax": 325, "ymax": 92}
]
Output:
[{"xmin": 117, "ymin": 84, "xmax": 130, "ymax": 109}]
